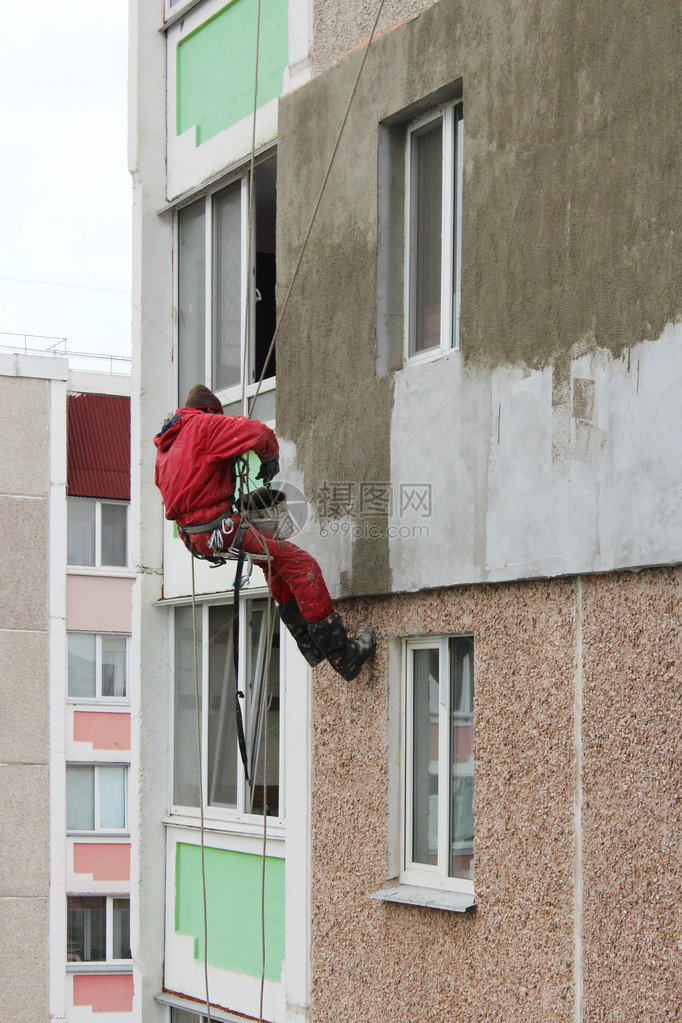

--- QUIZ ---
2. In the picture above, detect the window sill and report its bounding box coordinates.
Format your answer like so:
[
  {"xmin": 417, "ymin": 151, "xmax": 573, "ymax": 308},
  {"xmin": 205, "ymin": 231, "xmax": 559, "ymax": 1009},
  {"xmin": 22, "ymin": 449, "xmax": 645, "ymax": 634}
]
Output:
[
  {"xmin": 66, "ymin": 831, "xmax": 130, "ymax": 839},
  {"xmin": 67, "ymin": 566, "xmax": 135, "ymax": 579},
  {"xmin": 163, "ymin": 812, "xmax": 285, "ymax": 842},
  {"xmin": 156, "ymin": 991, "xmax": 245, "ymax": 1022},
  {"xmin": 67, "ymin": 698, "xmax": 131, "ymax": 707},
  {"xmin": 401, "ymin": 345, "xmax": 459, "ymax": 371},
  {"xmin": 66, "ymin": 962, "xmax": 132, "ymax": 973},
  {"xmin": 370, "ymin": 881, "xmax": 475, "ymax": 913},
  {"xmin": 162, "ymin": 0, "xmax": 204, "ymax": 32}
]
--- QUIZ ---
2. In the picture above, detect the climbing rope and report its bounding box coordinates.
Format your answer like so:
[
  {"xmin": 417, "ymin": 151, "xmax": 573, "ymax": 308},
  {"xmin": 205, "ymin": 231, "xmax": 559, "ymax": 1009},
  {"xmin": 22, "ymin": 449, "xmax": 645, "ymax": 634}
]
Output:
[
  {"xmin": 191, "ymin": 556, "xmax": 212, "ymax": 1023},
  {"xmin": 185, "ymin": 4, "xmax": 390, "ymax": 1021},
  {"xmin": 242, "ymin": 0, "xmax": 263, "ymax": 418}
]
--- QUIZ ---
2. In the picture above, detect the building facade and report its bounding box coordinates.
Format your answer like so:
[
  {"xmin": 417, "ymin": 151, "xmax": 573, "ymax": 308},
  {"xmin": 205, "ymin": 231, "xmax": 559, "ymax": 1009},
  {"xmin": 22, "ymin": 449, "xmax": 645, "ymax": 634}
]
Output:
[
  {"xmin": 131, "ymin": 1, "xmax": 681, "ymax": 1021},
  {"xmin": 0, "ymin": 353, "xmax": 134, "ymax": 1021},
  {"xmin": 65, "ymin": 381, "xmax": 134, "ymax": 1020}
]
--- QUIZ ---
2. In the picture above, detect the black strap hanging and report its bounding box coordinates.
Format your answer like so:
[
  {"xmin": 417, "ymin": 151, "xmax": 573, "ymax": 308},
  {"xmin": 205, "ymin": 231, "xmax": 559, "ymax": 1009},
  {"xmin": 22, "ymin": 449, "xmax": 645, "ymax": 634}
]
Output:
[{"xmin": 232, "ymin": 550, "xmax": 250, "ymax": 782}]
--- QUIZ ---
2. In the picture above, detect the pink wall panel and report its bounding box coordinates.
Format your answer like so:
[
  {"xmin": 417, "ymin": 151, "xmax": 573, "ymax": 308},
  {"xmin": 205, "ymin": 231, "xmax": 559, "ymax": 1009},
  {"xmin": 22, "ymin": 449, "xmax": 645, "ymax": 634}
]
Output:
[
  {"xmin": 73, "ymin": 973, "xmax": 134, "ymax": 1012},
  {"xmin": 73, "ymin": 711, "xmax": 130, "ymax": 751},
  {"xmin": 66, "ymin": 575, "xmax": 133, "ymax": 633},
  {"xmin": 73, "ymin": 843, "xmax": 131, "ymax": 882}
]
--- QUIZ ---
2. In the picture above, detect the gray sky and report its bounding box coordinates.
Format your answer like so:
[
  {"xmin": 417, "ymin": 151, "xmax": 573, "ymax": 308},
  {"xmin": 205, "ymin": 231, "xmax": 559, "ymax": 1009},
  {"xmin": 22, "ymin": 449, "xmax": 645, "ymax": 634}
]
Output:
[{"xmin": 0, "ymin": 1, "xmax": 132, "ymax": 364}]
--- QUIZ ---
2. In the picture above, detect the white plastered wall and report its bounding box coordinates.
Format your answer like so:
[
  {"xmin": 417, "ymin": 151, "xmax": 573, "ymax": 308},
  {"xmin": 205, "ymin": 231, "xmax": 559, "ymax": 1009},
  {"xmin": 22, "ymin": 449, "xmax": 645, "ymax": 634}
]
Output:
[{"xmin": 388, "ymin": 323, "xmax": 682, "ymax": 593}]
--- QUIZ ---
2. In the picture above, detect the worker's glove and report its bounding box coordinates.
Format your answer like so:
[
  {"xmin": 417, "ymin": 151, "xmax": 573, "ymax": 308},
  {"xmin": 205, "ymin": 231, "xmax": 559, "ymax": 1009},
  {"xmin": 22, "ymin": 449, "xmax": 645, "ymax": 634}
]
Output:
[{"xmin": 256, "ymin": 459, "xmax": 279, "ymax": 484}]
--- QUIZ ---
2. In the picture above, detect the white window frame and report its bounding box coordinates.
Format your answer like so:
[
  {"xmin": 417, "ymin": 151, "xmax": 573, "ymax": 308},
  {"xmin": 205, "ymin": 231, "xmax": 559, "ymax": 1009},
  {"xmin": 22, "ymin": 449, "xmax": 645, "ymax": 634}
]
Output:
[
  {"xmin": 404, "ymin": 101, "xmax": 463, "ymax": 363},
  {"xmin": 170, "ymin": 596, "xmax": 284, "ymax": 834},
  {"xmin": 66, "ymin": 764, "xmax": 129, "ymax": 834},
  {"xmin": 67, "ymin": 632, "xmax": 130, "ymax": 702},
  {"xmin": 401, "ymin": 635, "xmax": 474, "ymax": 896},
  {"xmin": 176, "ymin": 150, "xmax": 277, "ymax": 412},
  {"xmin": 66, "ymin": 895, "xmax": 131, "ymax": 964},
  {"xmin": 67, "ymin": 497, "xmax": 129, "ymax": 569}
]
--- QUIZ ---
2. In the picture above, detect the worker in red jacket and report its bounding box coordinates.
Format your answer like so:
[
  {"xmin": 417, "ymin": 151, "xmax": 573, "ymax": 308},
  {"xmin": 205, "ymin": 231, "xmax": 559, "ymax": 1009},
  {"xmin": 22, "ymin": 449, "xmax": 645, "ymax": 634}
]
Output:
[{"xmin": 154, "ymin": 384, "xmax": 375, "ymax": 681}]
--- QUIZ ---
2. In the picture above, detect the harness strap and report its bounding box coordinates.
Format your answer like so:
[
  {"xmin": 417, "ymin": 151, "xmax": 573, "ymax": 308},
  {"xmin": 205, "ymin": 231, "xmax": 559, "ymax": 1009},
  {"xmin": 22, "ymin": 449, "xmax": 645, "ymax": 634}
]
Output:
[{"xmin": 178, "ymin": 509, "xmax": 234, "ymax": 535}]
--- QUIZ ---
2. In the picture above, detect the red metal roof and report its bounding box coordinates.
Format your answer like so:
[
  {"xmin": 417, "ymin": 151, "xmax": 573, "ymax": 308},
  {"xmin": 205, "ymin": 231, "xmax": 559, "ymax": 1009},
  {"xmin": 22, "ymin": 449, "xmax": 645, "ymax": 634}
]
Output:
[{"xmin": 67, "ymin": 393, "xmax": 131, "ymax": 500}]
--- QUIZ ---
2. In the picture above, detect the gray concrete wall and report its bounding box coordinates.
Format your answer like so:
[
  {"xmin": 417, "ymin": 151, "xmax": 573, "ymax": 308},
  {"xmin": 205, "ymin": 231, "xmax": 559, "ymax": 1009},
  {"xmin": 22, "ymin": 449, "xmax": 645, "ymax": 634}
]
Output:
[
  {"xmin": 0, "ymin": 365, "xmax": 53, "ymax": 1021},
  {"xmin": 308, "ymin": 568, "xmax": 682, "ymax": 1022},
  {"xmin": 276, "ymin": 0, "xmax": 682, "ymax": 598}
]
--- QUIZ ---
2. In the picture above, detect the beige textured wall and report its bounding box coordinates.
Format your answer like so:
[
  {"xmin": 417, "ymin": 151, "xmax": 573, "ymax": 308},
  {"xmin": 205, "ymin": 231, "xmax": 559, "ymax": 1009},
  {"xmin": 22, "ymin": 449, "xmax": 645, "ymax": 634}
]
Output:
[
  {"xmin": 309, "ymin": 568, "xmax": 681, "ymax": 1022},
  {"xmin": 581, "ymin": 571, "xmax": 682, "ymax": 1020},
  {"xmin": 0, "ymin": 374, "xmax": 51, "ymax": 1021},
  {"xmin": 312, "ymin": 0, "xmax": 437, "ymax": 72}
]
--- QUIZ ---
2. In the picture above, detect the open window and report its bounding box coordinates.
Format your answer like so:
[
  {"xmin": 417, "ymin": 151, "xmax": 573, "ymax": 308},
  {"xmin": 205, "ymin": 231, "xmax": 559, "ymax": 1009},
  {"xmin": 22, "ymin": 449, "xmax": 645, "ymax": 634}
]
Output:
[
  {"xmin": 173, "ymin": 598, "xmax": 281, "ymax": 820},
  {"xmin": 177, "ymin": 153, "xmax": 277, "ymax": 416}
]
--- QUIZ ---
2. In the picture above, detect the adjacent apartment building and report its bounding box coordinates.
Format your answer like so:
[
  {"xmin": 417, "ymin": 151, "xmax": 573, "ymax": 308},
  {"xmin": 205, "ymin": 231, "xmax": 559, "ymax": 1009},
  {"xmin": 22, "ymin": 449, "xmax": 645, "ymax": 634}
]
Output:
[
  {"xmin": 130, "ymin": 1, "xmax": 681, "ymax": 1021},
  {"xmin": 0, "ymin": 352, "xmax": 134, "ymax": 1021}
]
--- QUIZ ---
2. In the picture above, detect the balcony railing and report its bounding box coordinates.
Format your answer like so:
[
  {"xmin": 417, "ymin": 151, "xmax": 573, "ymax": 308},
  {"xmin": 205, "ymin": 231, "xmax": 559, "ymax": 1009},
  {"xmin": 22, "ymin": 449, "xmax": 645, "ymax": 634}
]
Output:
[{"xmin": 0, "ymin": 332, "xmax": 131, "ymax": 375}]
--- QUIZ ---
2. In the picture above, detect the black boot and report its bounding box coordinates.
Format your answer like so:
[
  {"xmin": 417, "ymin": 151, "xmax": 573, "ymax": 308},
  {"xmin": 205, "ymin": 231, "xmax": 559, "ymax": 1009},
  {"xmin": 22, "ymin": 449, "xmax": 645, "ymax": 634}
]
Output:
[
  {"xmin": 279, "ymin": 600, "xmax": 326, "ymax": 666},
  {"xmin": 307, "ymin": 612, "xmax": 376, "ymax": 681}
]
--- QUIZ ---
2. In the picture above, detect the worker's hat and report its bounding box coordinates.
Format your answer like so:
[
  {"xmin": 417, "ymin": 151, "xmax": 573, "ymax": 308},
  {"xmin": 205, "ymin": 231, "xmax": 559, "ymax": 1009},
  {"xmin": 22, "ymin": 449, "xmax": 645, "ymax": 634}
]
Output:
[{"xmin": 184, "ymin": 384, "xmax": 224, "ymax": 413}]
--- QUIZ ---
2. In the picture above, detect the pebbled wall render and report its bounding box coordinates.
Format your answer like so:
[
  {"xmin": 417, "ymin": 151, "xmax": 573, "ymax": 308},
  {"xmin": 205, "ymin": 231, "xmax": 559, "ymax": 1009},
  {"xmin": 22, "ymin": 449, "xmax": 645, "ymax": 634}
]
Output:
[
  {"xmin": 581, "ymin": 570, "xmax": 682, "ymax": 1021},
  {"xmin": 309, "ymin": 568, "xmax": 681, "ymax": 1022}
]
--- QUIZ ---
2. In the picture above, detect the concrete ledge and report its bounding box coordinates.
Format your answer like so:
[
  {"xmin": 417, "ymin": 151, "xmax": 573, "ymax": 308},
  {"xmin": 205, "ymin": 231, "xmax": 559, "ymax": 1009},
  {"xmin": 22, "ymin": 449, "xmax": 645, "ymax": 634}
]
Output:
[{"xmin": 370, "ymin": 882, "xmax": 475, "ymax": 913}]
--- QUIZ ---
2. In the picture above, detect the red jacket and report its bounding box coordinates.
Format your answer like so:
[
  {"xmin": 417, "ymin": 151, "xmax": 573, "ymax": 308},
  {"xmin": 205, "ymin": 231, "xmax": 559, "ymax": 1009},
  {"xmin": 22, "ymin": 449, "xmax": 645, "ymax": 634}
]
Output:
[{"xmin": 154, "ymin": 407, "xmax": 279, "ymax": 526}]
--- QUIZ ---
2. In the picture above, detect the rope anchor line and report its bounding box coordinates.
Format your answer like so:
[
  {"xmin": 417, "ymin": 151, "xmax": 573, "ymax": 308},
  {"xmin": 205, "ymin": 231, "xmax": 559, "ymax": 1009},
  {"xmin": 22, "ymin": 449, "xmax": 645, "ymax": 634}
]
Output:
[{"xmin": 186, "ymin": 3, "xmax": 389, "ymax": 1022}]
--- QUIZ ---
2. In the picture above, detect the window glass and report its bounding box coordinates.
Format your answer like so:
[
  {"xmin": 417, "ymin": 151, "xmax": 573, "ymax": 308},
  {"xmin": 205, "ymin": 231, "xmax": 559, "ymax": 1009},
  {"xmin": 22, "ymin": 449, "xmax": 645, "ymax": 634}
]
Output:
[
  {"xmin": 67, "ymin": 498, "xmax": 95, "ymax": 566},
  {"xmin": 207, "ymin": 605, "xmax": 238, "ymax": 809},
  {"xmin": 67, "ymin": 896, "xmax": 106, "ymax": 962},
  {"xmin": 174, "ymin": 606, "xmax": 202, "ymax": 807},
  {"xmin": 248, "ymin": 604, "xmax": 280, "ymax": 816},
  {"xmin": 99, "ymin": 766, "xmax": 126, "ymax": 829},
  {"xmin": 112, "ymin": 898, "xmax": 132, "ymax": 959},
  {"xmin": 213, "ymin": 181, "xmax": 242, "ymax": 392},
  {"xmin": 178, "ymin": 200, "xmax": 206, "ymax": 403},
  {"xmin": 175, "ymin": 600, "xmax": 282, "ymax": 818},
  {"xmin": 450, "ymin": 636, "xmax": 474, "ymax": 879},
  {"xmin": 68, "ymin": 633, "xmax": 96, "ymax": 698},
  {"xmin": 102, "ymin": 635, "xmax": 127, "ymax": 697},
  {"xmin": 411, "ymin": 647, "xmax": 439, "ymax": 865},
  {"xmin": 411, "ymin": 118, "xmax": 443, "ymax": 354},
  {"xmin": 66, "ymin": 765, "xmax": 94, "ymax": 830},
  {"xmin": 171, "ymin": 1009, "xmax": 205, "ymax": 1023},
  {"xmin": 101, "ymin": 503, "xmax": 127, "ymax": 566}
]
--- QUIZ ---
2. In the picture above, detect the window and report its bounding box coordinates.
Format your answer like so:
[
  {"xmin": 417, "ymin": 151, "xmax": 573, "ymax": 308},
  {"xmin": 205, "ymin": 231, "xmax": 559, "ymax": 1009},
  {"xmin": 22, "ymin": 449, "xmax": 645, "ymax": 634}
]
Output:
[
  {"xmin": 177, "ymin": 154, "xmax": 277, "ymax": 411},
  {"xmin": 173, "ymin": 599, "xmax": 281, "ymax": 819},
  {"xmin": 405, "ymin": 102, "xmax": 463, "ymax": 359},
  {"xmin": 377, "ymin": 88, "xmax": 463, "ymax": 374},
  {"xmin": 68, "ymin": 633, "xmax": 128, "ymax": 699},
  {"xmin": 66, "ymin": 765, "xmax": 127, "ymax": 832},
  {"xmin": 67, "ymin": 896, "xmax": 131, "ymax": 962},
  {"xmin": 67, "ymin": 498, "xmax": 128, "ymax": 568},
  {"xmin": 170, "ymin": 1009, "xmax": 205, "ymax": 1023},
  {"xmin": 403, "ymin": 635, "xmax": 473, "ymax": 891}
]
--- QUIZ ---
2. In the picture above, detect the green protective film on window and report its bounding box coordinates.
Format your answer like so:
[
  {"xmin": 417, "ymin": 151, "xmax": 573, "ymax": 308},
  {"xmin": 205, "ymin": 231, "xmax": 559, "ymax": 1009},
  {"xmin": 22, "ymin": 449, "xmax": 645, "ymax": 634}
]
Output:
[
  {"xmin": 175, "ymin": 842, "xmax": 285, "ymax": 981},
  {"xmin": 176, "ymin": 0, "xmax": 289, "ymax": 146}
]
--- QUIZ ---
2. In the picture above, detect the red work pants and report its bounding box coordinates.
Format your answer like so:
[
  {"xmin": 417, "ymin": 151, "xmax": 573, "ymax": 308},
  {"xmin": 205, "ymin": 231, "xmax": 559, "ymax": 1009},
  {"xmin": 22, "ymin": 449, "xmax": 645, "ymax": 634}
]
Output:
[{"xmin": 187, "ymin": 514, "xmax": 333, "ymax": 623}]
